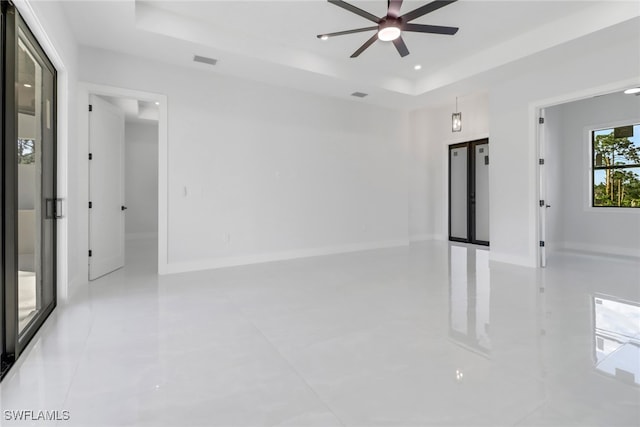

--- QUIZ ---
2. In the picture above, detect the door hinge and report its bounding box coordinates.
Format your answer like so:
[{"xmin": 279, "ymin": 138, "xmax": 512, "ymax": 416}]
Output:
[
  {"xmin": 539, "ymin": 158, "xmax": 545, "ymax": 165},
  {"xmin": 89, "ymin": 104, "xmax": 93, "ymax": 112},
  {"xmin": 89, "ymin": 201, "xmax": 92, "ymax": 209},
  {"xmin": 539, "ymin": 241, "xmax": 545, "ymax": 247},
  {"xmin": 89, "ymin": 153, "xmax": 93, "ymax": 160},
  {"xmin": 89, "ymin": 250, "xmax": 92, "ymax": 257},
  {"xmin": 539, "ymin": 200, "xmax": 545, "ymax": 207},
  {"xmin": 539, "ymin": 117, "xmax": 544, "ymax": 124}
]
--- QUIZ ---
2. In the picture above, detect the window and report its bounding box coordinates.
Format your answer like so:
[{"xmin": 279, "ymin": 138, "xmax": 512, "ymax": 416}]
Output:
[{"xmin": 592, "ymin": 123, "xmax": 640, "ymax": 208}]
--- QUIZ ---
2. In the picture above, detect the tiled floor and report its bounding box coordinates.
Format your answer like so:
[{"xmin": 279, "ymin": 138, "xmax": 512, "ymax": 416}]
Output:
[{"xmin": 1, "ymin": 239, "xmax": 639, "ymax": 426}]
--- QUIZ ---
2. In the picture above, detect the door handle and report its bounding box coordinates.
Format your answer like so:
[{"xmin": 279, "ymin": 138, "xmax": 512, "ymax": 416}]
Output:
[
  {"xmin": 121, "ymin": 206, "xmax": 128, "ymax": 211},
  {"xmin": 45, "ymin": 198, "xmax": 64, "ymax": 219}
]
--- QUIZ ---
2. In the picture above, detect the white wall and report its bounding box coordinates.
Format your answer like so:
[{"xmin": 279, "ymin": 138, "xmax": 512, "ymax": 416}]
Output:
[
  {"xmin": 547, "ymin": 93, "xmax": 640, "ymax": 257},
  {"xmin": 79, "ymin": 47, "xmax": 410, "ymax": 273},
  {"xmin": 17, "ymin": 0, "xmax": 79, "ymax": 300},
  {"xmin": 489, "ymin": 18, "xmax": 640, "ymax": 267},
  {"xmin": 125, "ymin": 121, "xmax": 158, "ymax": 239},
  {"xmin": 409, "ymin": 92, "xmax": 490, "ymax": 241}
]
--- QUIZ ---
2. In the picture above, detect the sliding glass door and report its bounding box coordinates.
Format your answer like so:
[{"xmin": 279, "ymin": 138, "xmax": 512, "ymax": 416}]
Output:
[{"xmin": 1, "ymin": 3, "xmax": 57, "ymax": 380}]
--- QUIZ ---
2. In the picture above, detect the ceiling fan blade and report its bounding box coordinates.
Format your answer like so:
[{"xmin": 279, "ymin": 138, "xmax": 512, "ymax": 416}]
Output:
[
  {"xmin": 392, "ymin": 36, "xmax": 410, "ymax": 57},
  {"xmin": 400, "ymin": 0, "xmax": 457, "ymax": 23},
  {"xmin": 387, "ymin": 0, "xmax": 403, "ymax": 18},
  {"xmin": 317, "ymin": 26, "xmax": 378, "ymax": 39},
  {"xmin": 328, "ymin": 0, "xmax": 381, "ymax": 24},
  {"xmin": 402, "ymin": 23, "xmax": 459, "ymax": 35},
  {"xmin": 351, "ymin": 33, "xmax": 379, "ymax": 58}
]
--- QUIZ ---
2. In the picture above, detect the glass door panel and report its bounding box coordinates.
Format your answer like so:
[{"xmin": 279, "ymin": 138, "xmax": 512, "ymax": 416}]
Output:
[
  {"xmin": 449, "ymin": 144, "xmax": 469, "ymax": 241},
  {"xmin": 17, "ymin": 34, "xmax": 42, "ymax": 333},
  {"xmin": 15, "ymin": 22, "xmax": 56, "ymax": 342},
  {"xmin": 473, "ymin": 142, "xmax": 490, "ymax": 244},
  {"xmin": 0, "ymin": 4, "xmax": 5, "ymax": 377}
]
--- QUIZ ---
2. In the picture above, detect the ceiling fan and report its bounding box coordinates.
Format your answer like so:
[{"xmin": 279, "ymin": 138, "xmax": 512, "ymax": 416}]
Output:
[{"xmin": 317, "ymin": 0, "xmax": 459, "ymax": 58}]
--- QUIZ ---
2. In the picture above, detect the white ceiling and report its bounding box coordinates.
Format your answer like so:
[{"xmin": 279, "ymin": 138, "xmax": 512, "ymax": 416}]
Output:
[{"xmin": 61, "ymin": 0, "xmax": 640, "ymax": 109}]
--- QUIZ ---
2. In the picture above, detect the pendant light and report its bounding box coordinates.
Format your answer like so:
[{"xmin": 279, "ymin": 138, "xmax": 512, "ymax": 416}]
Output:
[{"xmin": 452, "ymin": 97, "xmax": 462, "ymax": 132}]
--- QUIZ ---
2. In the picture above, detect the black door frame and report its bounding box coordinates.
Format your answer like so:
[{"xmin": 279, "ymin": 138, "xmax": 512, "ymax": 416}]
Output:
[
  {"xmin": 1, "ymin": 1, "xmax": 57, "ymax": 381},
  {"xmin": 448, "ymin": 138, "xmax": 489, "ymax": 246}
]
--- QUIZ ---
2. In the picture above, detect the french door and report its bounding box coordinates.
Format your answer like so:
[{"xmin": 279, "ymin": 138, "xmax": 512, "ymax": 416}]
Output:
[
  {"xmin": 449, "ymin": 139, "xmax": 490, "ymax": 246},
  {"xmin": 1, "ymin": 3, "xmax": 57, "ymax": 380}
]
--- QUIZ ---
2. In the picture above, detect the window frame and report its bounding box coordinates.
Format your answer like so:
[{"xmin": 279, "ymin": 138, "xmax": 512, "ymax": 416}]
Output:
[{"xmin": 589, "ymin": 122, "xmax": 640, "ymax": 209}]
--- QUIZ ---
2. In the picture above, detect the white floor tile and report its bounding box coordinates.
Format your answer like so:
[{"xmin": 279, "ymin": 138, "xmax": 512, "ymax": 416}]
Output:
[{"xmin": 1, "ymin": 240, "xmax": 638, "ymax": 426}]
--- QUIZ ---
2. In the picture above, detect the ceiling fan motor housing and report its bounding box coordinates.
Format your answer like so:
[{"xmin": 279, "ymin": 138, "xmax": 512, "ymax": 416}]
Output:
[{"xmin": 378, "ymin": 18, "xmax": 403, "ymax": 41}]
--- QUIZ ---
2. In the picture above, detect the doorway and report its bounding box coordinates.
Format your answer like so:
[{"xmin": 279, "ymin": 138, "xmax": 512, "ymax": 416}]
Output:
[
  {"xmin": 449, "ymin": 139, "xmax": 490, "ymax": 246},
  {"xmin": 2, "ymin": 4, "xmax": 57, "ymax": 380},
  {"xmin": 88, "ymin": 93, "xmax": 159, "ymax": 280},
  {"xmin": 537, "ymin": 89, "xmax": 640, "ymax": 267}
]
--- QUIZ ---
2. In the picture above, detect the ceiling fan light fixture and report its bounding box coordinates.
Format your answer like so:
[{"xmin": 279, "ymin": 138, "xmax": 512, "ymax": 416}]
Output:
[
  {"xmin": 321, "ymin": 0, "xmax": 460, "ymax": 58},
  {"xmin": 378, "ymin": 25, "xmax": 401, "ymax": 41}
]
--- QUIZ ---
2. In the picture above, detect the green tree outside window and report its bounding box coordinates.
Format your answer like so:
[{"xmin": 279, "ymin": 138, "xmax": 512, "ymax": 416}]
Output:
[
  {"xmin": 593, "ymin": 125, "xmax": 640, "ymax": 208},
  {"xmin": 17, "ymin": 138, "xmax": 35, "ymax": 164}
]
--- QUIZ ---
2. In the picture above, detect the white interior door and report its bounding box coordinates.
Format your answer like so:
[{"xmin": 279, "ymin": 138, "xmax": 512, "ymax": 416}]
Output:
[{"xmin": 89, "ymin": 95, "xmax": 125, "ymax": 280}]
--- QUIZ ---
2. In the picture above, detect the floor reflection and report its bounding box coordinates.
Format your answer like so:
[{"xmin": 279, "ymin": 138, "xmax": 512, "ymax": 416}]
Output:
[
  {"xmin": 448, "ymin": 245, "xmax": 491, "ymax": 356},
  {"xmin": 593, "ymin": 295, "xmax": 640, "ymax": 386}
]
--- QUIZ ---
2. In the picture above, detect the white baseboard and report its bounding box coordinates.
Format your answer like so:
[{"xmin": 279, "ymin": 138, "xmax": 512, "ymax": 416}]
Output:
[
  {"xmin": 165, "ymin": 239, "xmax": 410, "ymax": 275},
  {"xmin": 489, "ymin": 251, "xmax": 537, "ymax": 268},
  {"xmin": 126, "ymin": 232, "xmax": 158, "ymax": 241},
  {"xmin": 561, "ymin": 242, "xmax": 640, "ymax": 259}
]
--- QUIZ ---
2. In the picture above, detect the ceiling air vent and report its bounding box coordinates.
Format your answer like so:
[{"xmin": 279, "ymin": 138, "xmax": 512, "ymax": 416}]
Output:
[
  {"xmin": 351, "ymin": 92, "xmax": 368, "ymax": 98},
  {"xmin": 193, "ymin": 55, "xmax": 218, "ymax": 66}
]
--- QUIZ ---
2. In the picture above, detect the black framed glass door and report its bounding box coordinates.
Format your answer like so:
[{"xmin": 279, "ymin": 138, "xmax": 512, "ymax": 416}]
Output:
[
  {"xmin": 449, "ymin": 139, "xmax": 490, "ymax": 246},
  {"xmin": 1, "ymin": 2, "xmax": 57, "ymax": 380}
]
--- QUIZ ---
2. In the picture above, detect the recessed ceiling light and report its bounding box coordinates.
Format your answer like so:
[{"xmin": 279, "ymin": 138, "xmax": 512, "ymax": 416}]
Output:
[
  {"xmin": 320, "ymin": 35, "xmax": 329, "ymax": 41},
  {"xmin": 23, "ymin": 83, "xmax": 32, "ymax": 88},
  {"xmin": 414, "ymin": 65, "xmax": 422, "ymax": 71},
  {"xmin": 623, "ymin": 87, "xmax": 640, "ymax": 95},
  {"xmin": 155, "ymin": 102, "xmax": 160, "ymax": 105}
]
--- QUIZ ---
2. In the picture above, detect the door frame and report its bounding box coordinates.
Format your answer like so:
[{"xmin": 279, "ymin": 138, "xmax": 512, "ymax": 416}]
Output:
[
  {"xmin": 78, "ymin": 83, "xmax": 168, "ymax": 276},
  {"xmin": 530, "ymin": 77, "xmax": 639, "ymax": 267},
  {"xmin": 14, "ymin": 0, "xmax": 72, "ymax": 303},
  {"xmin": 2, "ymin": 3, "xmax": 58, "ymax": 378},
  {"xmin": 448, "ymin": 138, "xmax": 490, "ymax": 246}
]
